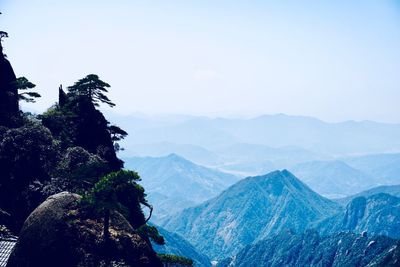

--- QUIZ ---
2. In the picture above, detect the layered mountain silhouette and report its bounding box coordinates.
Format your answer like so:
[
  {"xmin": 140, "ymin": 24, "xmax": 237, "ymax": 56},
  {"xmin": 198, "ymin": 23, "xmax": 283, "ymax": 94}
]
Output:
[
  {"xmin": 215, "ymin": 143, "xmax": 323, "ymax": 176},
  {"xmin": 123, "ymin": 154, "xmax": 239, "ymax": 222},
  {"xmin": 290, "ymin": 160, "xmax": 376, "ymax": 198},
  {"xmin": 217, "ymin": 230, "xmax": 400, "ymax": 267},
  {"xmin": 344, "ymin": 153, "xmax": 400, "ymax": 185},
  {"xmin": 112, "ymin": 113, "xmax": 400, "ymax": 156},
  {"xmin": 123, "ymin": 142, "xmax": 220, "ymax": 166},
  {"xmin": 162, "ymin": 170, "xmax": 340, "ymax": 259}
]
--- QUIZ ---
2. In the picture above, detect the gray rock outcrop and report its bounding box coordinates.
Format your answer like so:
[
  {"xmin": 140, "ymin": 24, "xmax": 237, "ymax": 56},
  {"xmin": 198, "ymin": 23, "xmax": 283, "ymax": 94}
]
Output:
[{"xmin": 6, "ymin": 192, "xmax": 162, "ymax": 267}]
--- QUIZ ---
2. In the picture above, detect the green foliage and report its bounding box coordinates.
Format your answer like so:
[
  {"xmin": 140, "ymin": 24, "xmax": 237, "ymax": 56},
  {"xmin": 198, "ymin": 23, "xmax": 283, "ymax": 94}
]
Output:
[
  {"xmin": 157, "ymin": 254, "xmax": 193, "ymax": 267},
  {"xmin": 0, "ymin": 31, "xmax": 8, "ymax": 40},
  {"xmin": 15, "ymin": 77, "xmax": 41, "ymax": 103},
  {"xmin": 42, "ymin": 76, "xmax": 124, "ymax": 170},
  {"xmin": 68, "ymin": 74, "xmax": 115, "ymax": 107},
  {"xmin": 0, "ymin": 121, "xmax": 60, "ymax": 230},
  {"xmin": 81, "ymin": 170, "xmax": 148, "ymax": 226},
  {"xmin": 40, "ymin": 105, "xmax": 77, "ymax": 149},
  {"xmin": 108, "ymin": 125, "xmax": 128, "ymax": 142},
  {"xmin": 0, "ymin": 122, "xmax": 59, "ymax": 189},
  {"xmin": 55, "ymin": 146, "xmax": 109, "ymax": 192},
  {"xmin": 137, "ymin": 225, "xmax": 165, "ymax": 245},
  {"xmin": 82, "ymin": 170, "xmax": 140, "ymax": 215},
  {"xmin": 81, "ymin": 170, "xmax": 164, "ymax": 247}
]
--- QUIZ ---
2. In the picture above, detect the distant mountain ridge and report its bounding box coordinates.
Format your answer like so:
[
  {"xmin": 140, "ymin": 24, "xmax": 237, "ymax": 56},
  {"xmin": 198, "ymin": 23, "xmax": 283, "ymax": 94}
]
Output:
[
  {"xmin": 215, "ymin": 143, "xmax": 325, "ymax": 176},
  {"xmin": 290, "ymin": 160, "xmax": 376, "ymax": 198},
  {"xmin": 123, "ymin": 154, "xmax": 239, "ymax": 222},
  {"xmin": 162, "ymin": 170, "xmax": 340, "ymax": 259},
  {"xmin": 343, "ymin": 153, "xmax": 400, "ymax": 185},
  {"xmin": 113, "ymin": 113, "xmax": 400, "ymax": 156},
  {"xmin": 335, "ymin": 184, "xmax": 400, "ymax": 205}
]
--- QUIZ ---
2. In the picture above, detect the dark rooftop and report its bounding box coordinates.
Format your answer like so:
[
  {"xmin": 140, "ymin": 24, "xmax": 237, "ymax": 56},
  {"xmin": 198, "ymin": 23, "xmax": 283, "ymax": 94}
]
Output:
[{"xmin": 0, "ymin": 236, "xmax": 17, "ymax": 267}]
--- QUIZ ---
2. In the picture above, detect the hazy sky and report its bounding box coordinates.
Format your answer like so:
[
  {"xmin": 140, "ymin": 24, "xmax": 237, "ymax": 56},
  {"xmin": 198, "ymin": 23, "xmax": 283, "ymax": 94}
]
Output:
[{"xmin": 1, "ymin": 0, "xmax": 400, "ymax": 123}]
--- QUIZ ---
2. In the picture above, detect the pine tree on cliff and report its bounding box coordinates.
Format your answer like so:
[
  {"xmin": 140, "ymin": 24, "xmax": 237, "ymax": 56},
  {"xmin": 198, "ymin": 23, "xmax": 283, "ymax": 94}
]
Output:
[
  {"xmin": 15, "ymin": 77, "xmax": 41, "ymax": 103},
  {"xmin": 82, "ymin": 170, "xmax": 164, "ymax": 251},
  {"xmin": 68, "ymin": 74, "xmax": 115, "ymax": 107},
  {"xmin": 42, "ymin": 74, "xmax": 124, "ymax": 171}
]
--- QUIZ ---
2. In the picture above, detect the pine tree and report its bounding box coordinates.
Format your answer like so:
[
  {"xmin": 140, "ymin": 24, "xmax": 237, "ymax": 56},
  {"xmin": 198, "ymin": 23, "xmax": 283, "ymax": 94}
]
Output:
[
  {"xmin": 15, "ymin": 77, "xmax": 41, "ymax": 103},
  {"xmin": 68, "ymin": 74, "xmax": 115, "ymax": 107}
]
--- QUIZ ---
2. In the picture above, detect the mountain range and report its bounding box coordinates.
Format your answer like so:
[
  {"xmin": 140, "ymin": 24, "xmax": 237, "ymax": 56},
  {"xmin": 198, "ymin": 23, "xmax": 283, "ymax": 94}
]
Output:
[
  {"xmin": 162, "ymin": 170, "xmax": 340, "ymax": 259},
  {"xmin": 111, "ymin": 113, "xmax": 400, "ymax": 156},
  {"xmin": 343, "ymin": 153, "xmax": 400, "ymax": 185},
  {"xmin": 161, "ymin": 170, "xmax": 400, "ymax": 262}
]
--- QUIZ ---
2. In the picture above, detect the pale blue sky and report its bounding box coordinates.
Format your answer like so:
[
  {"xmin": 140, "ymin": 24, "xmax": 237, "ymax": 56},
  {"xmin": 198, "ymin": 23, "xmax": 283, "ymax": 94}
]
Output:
[{"xmin": 1, "ymin": 0, "xmax": 400, "ymax": 122}]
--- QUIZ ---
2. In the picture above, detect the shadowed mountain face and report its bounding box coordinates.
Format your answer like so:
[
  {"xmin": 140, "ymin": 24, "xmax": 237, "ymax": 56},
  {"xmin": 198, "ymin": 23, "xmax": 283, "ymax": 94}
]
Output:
[
  {"xmin": 217, "ymin": 231, "xmax": 400, "ymax": 267},
  {"xmin": 152, "ymin": 225, "xmax": 211, "ymax": 267},
  {"xmin": 289, "ymin": 160, "xmax": 376, "ymax": 198},
  {"xmin": 315, "ymin": 193, "xmax": 400, "ymax": 239},
  {"xmin": 162, "ymin": 170, "xmax": 340, "ymax": 259},
  {"xmin": 123, "ymin": 154, "xmax": 239, "ymax": 222}
]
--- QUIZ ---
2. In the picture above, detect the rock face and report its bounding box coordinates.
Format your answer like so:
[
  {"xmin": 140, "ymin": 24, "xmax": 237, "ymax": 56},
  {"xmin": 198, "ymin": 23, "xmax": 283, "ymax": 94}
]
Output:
[
  {"xmin": 6, "ymin": 192, "xmax": 162, "ymax": 267},
  {"xmin": 42, "ymin": 88, "xmax": 123, "ymax": 171},
  {"xmin": 217, "ymin": 231, "xmax": 400, "ymax": 267},
  {"xmin": 0, "ymin": 47, "xmax": 19, "ymax": 127},
  {"xmin": 316, "ymin": 193, "xmax": 400, "ymax": 239}
]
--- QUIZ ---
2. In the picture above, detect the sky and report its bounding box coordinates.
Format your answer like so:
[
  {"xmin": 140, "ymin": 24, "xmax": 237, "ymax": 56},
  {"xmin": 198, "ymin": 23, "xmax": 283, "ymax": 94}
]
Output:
[{"xmin": 1, "ymin": 0, "xmax": 400, "ymax": 123}]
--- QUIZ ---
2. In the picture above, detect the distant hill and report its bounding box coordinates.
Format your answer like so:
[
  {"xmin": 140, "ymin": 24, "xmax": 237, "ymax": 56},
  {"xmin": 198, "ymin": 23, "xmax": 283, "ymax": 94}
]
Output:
[
  {"xmin": 315, "ymin": 193, "xmax": 400, "ymax": 239},
  {"xmin": 121, "ymin": 142, "xmax": 220, "ymax": 166},
  {"xmin": 123, "ymin": 142, "xmax": 326, "ymax": 177},
  {"xmin": 153, "ymin": 226, "xmax": 211, "ymax": 267},
  {"xmin": 123, "ymin": 154, "xmax": 239, "ymax": 222},
  {"xmin": 162, "ymin": 170, "xmax": 340, "ymax": 259},
  {"xmin": 343, "ymin": 153, "xmax": 400, "ymax": 185},
  {"xmin": 335, "ymin": 184, "xmax": 400, "ymax": 205},
  {"xmin": 289, "ymin": 160, "xmax": 376, "ymax": 198},
  {"xmin": 217, "ymin": 231, "xmax": 400, "ymax": 267}
]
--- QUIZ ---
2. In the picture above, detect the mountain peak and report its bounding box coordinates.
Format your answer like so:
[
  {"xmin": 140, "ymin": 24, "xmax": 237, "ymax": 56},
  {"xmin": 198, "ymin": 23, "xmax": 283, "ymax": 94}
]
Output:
[
  {"xmin": 163, "ymin": 170, "xmax": 339, "ymax": 259},
  {"xmin": 244, "ymin": 169, "xmax": 310, "ymax": 197},
  {"xmin": 166, "ymin": 153, "xmax": 185, "ymax": 161}
]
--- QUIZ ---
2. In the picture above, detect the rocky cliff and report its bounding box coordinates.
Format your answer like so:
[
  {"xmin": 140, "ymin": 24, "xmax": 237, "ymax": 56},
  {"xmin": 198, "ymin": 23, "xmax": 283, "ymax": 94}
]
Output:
[
  {"xmin": 0, "ymin": 44, "xmax": 19, "ymax": 127},
  {"xmin": 6, "ymin": 192, "xmax": 162, "ymax": 267}
]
